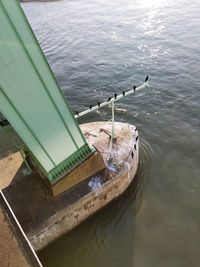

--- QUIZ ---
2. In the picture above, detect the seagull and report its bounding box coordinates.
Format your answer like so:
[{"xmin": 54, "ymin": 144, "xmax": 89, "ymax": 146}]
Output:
[
  {"xmin": 75, "ymin": 110, "xmax": 79, "ymax": 116},
  {"xmin": 136, "ymin": 136, "xmax": 138, "ymax": 142},
  {"xmin": 134, "ymin": 144, "xmax": 137, "ymax": 150},
  {"xmin": 114, "ymin": 93, "xmax": 117, "ymax": 99},
  {"xmin": 133, "ymin": 85, "xmax": 136, "ymax": 92},
  {"xmin": 122, "ymin": 90, "xmax": 125, "ymax": 97},
  {"xmin": 107, "ymin": 97, "xmax": 112, "ymax": 102},
  {"xmin": 97, "ymin": 101, "xmax": 101, "ymax": 108},
  {"xmin": 89, "ymin": 105, "xmax": 92, "ymax": 109},
  {"xmin": 131, "ymin": 151, "xmax": 134, "ymax": 159},
  {"xmin": 145, "ymin": 75, "xmax": 149, "ymax": 82}
]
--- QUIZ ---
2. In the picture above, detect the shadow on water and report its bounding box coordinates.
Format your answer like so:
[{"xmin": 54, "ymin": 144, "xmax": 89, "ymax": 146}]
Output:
[{"xmin": 38, "ymin": 139, "xmax": 153, "ymax": 267}]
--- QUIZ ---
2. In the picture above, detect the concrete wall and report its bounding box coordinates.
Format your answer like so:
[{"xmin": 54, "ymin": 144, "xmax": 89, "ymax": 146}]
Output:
[
  {"xmin": 28, "ymin": 159, "xmax": 138, "ymax": 251},
  {"xmin": 0, "ymin": 191, "xmax": 42, "ymax": 267}
]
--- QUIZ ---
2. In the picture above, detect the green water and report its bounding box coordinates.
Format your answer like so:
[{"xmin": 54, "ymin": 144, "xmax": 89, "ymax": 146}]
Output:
[{"xmin": 21, "ymin": 0, "xmax": 200, "ymax": 266}]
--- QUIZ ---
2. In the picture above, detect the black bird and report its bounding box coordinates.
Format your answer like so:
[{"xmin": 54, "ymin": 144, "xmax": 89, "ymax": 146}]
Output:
[
  {"xmin": 134, "ymin": 144, "xmax": 137, "ymax": 150},
  {"xmin": 75, "ymin": 110, "xmax": 79, "ymax": 116},
  {"xmin": 131, "ymin": 151, "xmax": 134, "ymax": 159},
  {"xmin": 89, "ymin": 105, "xmax": 92, "ymax": 109},
  {"xmin": 114, "ymin": 93, "xmax": 117, "ymax": 99},
  {"xmin": 136, "ymin": 136, "xmax": 138, "ymax": 142},
  {"xmin": 97, "ymin": 101, "xmax": 101, "ymax": 108},
  {"xmin": 107, "ymin": 97, "xmax": 112, "ymax": 102},
  {"xmin": 122, "ymin": 90, "xmax": 125, "ymax": 97},
  {"xmin": 145, "ymin": 75, "xmax": 149, "ymax": 82},
  {"xmin": 133, "ymin": 85, "xmax": 136, "ymax": 92}
]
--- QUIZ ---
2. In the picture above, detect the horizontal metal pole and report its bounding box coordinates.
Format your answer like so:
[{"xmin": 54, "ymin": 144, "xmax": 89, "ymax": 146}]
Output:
[{"xmin": 74, "ymin": 82, "xmax": 150, "ymax": 118}]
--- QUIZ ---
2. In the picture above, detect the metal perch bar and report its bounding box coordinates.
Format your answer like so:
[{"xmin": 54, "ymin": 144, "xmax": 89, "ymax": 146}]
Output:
[
  {"xmin": 111, "ymin": 101, "xmax": 115, "ymax": 143},
  {"xmin": 74, "ymin": 82, "xmax": 150, "ymax": 119}
]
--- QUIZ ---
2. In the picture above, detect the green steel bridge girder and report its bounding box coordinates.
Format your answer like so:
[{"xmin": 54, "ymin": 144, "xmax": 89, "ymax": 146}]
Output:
[{"xmin": 0, "ymin": 0, "xmax": 93, "ymax": 184}]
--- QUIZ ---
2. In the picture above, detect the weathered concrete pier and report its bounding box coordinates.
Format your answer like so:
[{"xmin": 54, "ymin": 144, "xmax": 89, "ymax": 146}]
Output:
[{"xmin": 0, "ymin": 121, "xmax": 138, "ymax": 251}]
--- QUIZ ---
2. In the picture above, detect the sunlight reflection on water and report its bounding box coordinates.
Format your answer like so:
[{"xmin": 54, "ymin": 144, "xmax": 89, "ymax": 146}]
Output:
[{"xmin": 21, "ymin": 0, "xmax": 200, "ymax": 266}]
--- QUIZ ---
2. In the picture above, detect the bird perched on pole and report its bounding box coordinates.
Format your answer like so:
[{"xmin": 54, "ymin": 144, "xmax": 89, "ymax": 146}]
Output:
[
  {"xmin": 75, "ymin": 110, "xmax": 79, "ymax": 116},
  {"xmin": 97, "ymin": 101, "xmax": 101, "ymax": 108},
  {"xmin": 114, "ymin": 93, "xmax": 117, "ymax": 99},
  {"xmin": 133, "ymin": 85, "xmax": 136, "ymax": 92},
  {"xmin": 145, "ymin": 75, "xmax": 149, "ymax": 82},
  {"xmin": 122, "ymin": 90, "xmax": 125, "ymax": 97}
]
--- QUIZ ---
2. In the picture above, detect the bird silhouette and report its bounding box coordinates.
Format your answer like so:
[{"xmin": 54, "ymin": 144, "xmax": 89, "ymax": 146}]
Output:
[
  {"xmin": 136, "ymin": 136, "xmax": 138, "ymax": 142},
  {"xmin": 89, "ymin": 105, "xmax": 92, "ymax": 109},
  {"xmin": 131, "ymin": 151, "xmax": 134, "ymax": 158},
  {"xmin": 145, "ymin": 75, "xmax": 149, "ymax": 82},
  {"xmin": 97, "ymin": 102, "xmax": 101, "ymax": 108},
  {"xmin": 133, "ymin": 85, "xmax": 136, "ymax": 92},
  {"xmin": 114, "ymin": 93, "xmax": 117, "ymax": 99},
  {"xmin": 75, "ymin": 110, "xmax": 79, "ymax": 116},
  {"xmin": 134, "ymin": 144, "xmax": 137, "ymax": 150},
  {"xmin": 122, "ymin": 90, "xmax": 125, "ymax": 97},
  {"xmin": 107, "ymin": 97, "xmax": 112, "ymax": 102}
]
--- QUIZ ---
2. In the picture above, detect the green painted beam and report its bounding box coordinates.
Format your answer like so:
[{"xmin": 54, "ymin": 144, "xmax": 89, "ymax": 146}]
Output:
[{"xmin": 0, "ymin": 0, "xmax": 93, "ymax": 183}]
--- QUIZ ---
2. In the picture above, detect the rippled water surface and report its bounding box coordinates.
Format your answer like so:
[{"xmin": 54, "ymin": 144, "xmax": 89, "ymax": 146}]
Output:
[{"xmin": 21, "ymin": 0, "xmax": 200, "ymax": 266}]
